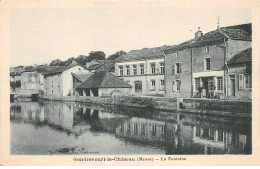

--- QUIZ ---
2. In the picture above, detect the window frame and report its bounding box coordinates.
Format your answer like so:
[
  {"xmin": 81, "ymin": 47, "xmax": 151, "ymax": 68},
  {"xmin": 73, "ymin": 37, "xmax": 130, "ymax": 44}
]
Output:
[
  {"xmin": 126, "ymin": 65, "xmax": 130, "ymax": 75},
  {"xmin": 150, "ymin": 80, "xmax": 156, "ymax": 90},
  {"xmin": 132, "ymin": 65, "xmax": 137, "ymax": 75},
  {"xmin": 151, "ymin": 63, "xmax": 156, "ymax": 74},
  {"xmin": 159, "ymin": 80, "xmax": 165, "ymax": 90},
  {"xmin": 244, "ymin": 74, "xmax": 252, "ymax": 89},
  {"xmin": 140, "ymin": 64, "xmax": 144, "ymax": 75},
  {"xmin": 119, "ymin": 66, "xmax": 123, "ymax": 76},
  {"xmin": 238, "ymin": 74, "xmax": 244, "ymax": 90},
  {"xmin": 176, "ymin": 63, "xmax": 182, "ymax": 73},
  {"xmin": 176, "ymin": 80, "xmax": 181, "ymax": 92},
  {"xmin": 205, "ymin": 58, "xmax": 211, "ymax": 71},
  {"xmin": 160, "ymin": 62, "xmax": 165, "ymax": 74},
  {"xmin": 217, "ymin": 76, "xmax": 223, "ymax": 91}
]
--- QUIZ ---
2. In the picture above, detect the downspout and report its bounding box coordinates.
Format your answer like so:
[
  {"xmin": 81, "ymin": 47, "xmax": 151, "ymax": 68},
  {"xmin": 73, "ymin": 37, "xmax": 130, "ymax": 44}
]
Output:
[
  {"xmin": 218, "ymin": 28, "xmax": 229, "ymax": 97},
  {"xmin": 190, "ymin": 42, "xmax": 193, "ymax": 98}
]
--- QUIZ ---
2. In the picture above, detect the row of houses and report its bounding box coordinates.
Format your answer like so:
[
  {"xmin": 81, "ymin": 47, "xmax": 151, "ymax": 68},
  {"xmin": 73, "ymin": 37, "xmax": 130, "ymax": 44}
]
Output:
[
  {"xmin": 115, "ymin": 23, "xmax": 252, "ymax": 100},
  {"xmin": 10, "ymin": 23, "xmax": 252, "ymax": 100}
]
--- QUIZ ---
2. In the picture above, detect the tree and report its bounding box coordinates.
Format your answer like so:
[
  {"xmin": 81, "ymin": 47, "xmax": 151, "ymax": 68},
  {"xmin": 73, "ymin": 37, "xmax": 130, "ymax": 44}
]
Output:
[
  {"xmin": 107, "ymin": 50, "xmax": 126, "ymax": 60},
  {"xmin": 76, "ymin": 55, "xmax": 88, "ymax": 65},
  {"xmin": 49, "ymin": 59, "xmax": 62, "ymax": 66},
  {"xmin": 88, "ymin": 51, "xmax": 106, "ymax": 61},
  {"xmin": 63, "ymin": 57, "xmax": 76, "ymax": 66}
]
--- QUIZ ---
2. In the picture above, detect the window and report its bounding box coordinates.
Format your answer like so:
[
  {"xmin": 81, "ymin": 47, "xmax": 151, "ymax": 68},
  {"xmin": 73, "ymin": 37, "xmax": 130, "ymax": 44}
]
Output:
[
  {"xmin": 217, "ymin": 77, "xmax": 223, "ymax": 90},
  {"xmin": 126, "ymin": 66, "xmax": 130, "ymax": 75},
  {"xmin": 195, "ymin": 78, "xmax": 200, "ymax": 90},
  {"xmin": 172, "ymin": 64, "xmax": 175, "ymax": 75},
  {"xmin": 160, "ymin": 80, "xmax": 165, "ymax": 90},
  {"xmin": 133, "ymin": 65, "xmax": 137, "ymax": 75},
  {"xmin": 205, "ymin": 58, "xmax": 210, "ymax": 70},
  {"xmin": 160, "ymin": 63, "xmax": 165, "ymax": 74},
  {"xmin": 245, "ymin": 74, "xmax": 252, "ymax": 88},
  {"xmin": 151, "ymin": 80, "xmax": 155, "ymax": 90},
  {"xmin": 206, "ymin": 46, "xmax": 210, "ymax": 53},
  {"xmin": 176, "ymin": 52, "xmax": 179, "ymax": 57},
  {"xmin": 151, "ymin": 63, "xmax": 156, "ymax": 74},
  {"xmin": 172, "ymin": 81, "xmax": 175, "ymax": 92},
  {"xmin": 119, "ymin": 66, "xmax": 123, "ymax": 76},
  {"xmin": 238, "ymin": 74, "xmax": 244, "ymax": 89},
  {"xmin": 176, "ymin": 63, "xmax": 182, "ymax": 73},
  {"xmin": 176, "ymin": 80, "xmax": 181, "ymax": 91},
  {"xmin": 140, "ymin": 64, "xmax": 144, "ymax": 75}
]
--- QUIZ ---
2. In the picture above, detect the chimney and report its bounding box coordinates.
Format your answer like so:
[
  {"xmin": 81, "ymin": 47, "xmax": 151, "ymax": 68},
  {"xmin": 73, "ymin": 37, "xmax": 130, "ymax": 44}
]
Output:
[{"xmin": 195, "ymin": 27, "xmax": 203, "ymax": 38}]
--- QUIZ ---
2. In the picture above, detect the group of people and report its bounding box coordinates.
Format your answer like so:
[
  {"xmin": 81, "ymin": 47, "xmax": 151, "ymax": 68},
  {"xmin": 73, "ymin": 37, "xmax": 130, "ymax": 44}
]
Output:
[{"xmin": 195, "ymin": 84, "xmax": 216, "ymax": 99}]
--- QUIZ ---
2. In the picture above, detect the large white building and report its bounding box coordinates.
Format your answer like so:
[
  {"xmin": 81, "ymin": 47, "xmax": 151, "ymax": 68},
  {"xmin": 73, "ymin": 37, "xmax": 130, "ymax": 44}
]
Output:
[{"xmin": 114, "ymin": 46, "xmax": 169, "ymax": 96}]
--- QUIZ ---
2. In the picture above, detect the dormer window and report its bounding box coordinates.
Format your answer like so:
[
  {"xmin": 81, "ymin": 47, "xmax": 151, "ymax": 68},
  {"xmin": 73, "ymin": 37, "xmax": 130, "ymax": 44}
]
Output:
[{"xmin": 206, "ymin": 46, "xmax": 210, "ymax": 53}]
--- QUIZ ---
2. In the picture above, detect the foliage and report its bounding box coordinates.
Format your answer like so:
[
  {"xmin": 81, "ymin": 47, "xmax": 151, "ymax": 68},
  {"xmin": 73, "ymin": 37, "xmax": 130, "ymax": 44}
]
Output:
[
  {"xmin": 107, "ymin": 51, "xmax": 126, "ymax": 60},
  {"xmin": 50, "ymin": 59, "xmax": 63, "ymax": 66},
  {"xmin": 88, "ymin": 51, "xmax": 106, "ymax": 61}
]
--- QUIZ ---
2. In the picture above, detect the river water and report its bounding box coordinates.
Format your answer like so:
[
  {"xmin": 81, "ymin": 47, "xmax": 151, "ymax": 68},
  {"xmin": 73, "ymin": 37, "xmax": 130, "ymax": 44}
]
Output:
[{"xmin": 10, "ymin": 101, "xmax": 251, "ymax": 155}]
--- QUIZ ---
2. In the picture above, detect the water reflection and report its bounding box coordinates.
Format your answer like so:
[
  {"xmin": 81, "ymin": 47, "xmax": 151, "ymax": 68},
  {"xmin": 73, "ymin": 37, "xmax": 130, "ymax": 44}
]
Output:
[{"xmin": 10, "ymin": 101, "xmax": 251, "ymax": 155}]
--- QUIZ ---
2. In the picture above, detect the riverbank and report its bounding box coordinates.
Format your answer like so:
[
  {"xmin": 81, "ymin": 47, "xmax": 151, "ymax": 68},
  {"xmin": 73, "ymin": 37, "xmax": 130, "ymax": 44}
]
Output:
[{"xmin": 40, "ymin": 95, "xmax": 252, "ymax": 118}]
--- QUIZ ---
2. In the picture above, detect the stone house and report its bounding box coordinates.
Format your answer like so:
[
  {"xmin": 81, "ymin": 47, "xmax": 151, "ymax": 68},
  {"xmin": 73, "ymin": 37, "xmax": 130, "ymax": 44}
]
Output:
[
  {"xmin": 114, "ymin": 46, "xmax": 169, "ymax": 96},
  {"xmin": 43, "ymin": 64, "xmax": 91, "ymax": 99},
  {"xmin": 76, "ymin": 71, "xmax": 131, "ymax": 97},
  {"xmin": 226, "ymin": 47, "xmax": 252, "ymax": 100},
  {"xmin": 164, "ymin": 23, "xmax": 252, "ymax": 99}
]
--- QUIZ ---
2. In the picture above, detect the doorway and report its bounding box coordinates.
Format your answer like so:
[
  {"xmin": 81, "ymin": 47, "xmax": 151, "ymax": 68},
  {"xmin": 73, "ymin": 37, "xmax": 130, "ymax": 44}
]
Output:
[
  {"xmin": 229, "ymin": 75, "xmax": 235, "ymax": 96},
  {"xmin": 135, "ymin": 81, "xmax": 142, "ymax": 94}
]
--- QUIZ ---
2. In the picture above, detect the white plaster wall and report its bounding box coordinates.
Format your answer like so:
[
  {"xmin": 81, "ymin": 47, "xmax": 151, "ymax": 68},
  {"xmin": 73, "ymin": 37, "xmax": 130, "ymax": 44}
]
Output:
[
  {"xmin": 115, "ymin": 58, "xmax": 165, "ymax": 96},
  {"xmin": 62, "ymin": 65, "xmax": 91, "ymax": 96}
]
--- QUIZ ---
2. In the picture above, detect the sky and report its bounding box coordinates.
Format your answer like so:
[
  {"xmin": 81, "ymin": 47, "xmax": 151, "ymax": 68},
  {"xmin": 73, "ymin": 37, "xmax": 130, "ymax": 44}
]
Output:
[{"xmin": 10, "ymin": 7, "xmax": 251, "ymax": 67}]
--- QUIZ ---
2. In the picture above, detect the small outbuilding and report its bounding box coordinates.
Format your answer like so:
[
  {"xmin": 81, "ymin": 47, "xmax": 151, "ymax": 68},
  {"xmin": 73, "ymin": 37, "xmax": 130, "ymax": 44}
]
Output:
[{"xmin": 76, "ymin": 71, "xmax": 132, "ymax": 97}]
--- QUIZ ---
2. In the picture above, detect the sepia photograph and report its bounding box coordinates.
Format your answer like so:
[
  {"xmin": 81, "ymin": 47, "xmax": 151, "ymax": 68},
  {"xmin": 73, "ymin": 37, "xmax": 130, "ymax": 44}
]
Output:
[{"xmin": 1, "ymin": 0, "xmax": 260, "ymax": 166}]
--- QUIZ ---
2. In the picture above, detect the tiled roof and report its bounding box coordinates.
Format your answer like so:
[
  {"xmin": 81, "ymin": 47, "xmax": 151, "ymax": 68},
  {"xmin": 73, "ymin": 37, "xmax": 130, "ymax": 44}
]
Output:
[
  {"xmin": 43, "ymin": 63, "xmax": 84, "ymax": 76},
  {"xmin": 76, "ymin": 71, "xmax": 132, "ymax": 89},
  {"xmin": 116, "ymin": 45, "xmax": 170, "ymax": 62},
  {"xmin": 165, "ymin": 23, "xmax": 252, "ymax": 54},
  {"xmin": 87, "ymin": 64, "xmax": 102, "ymax": 70},
  {"xmin": 228, "ymin": 47, "xmax": 252, "ymax": 64},
  {"xmin": 71, "ymin": 72, "xmax": 92, "ymax": 82},
  {"xmin": 86, "ymin": 60, "xmax": 115, "ymax": 72}
]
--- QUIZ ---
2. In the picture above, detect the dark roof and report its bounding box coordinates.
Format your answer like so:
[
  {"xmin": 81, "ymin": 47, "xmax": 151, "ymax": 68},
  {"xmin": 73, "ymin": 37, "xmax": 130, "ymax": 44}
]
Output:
[
  {"xmin": 116, "ymin": 45, "xmax": 170, "ymax": 62},
  {"xmin": 86, "ymin": 60, "xmax": 115, "ymax": 72},
  {"xmin": 43, "ymin": 63, "xmax": 84, "ymax": 76},
  {"xmin": 76, "ymin": 71, "xmax": 132, "ymax": 89},
  {"xmin": 87, "ymin": 64, "xmax": 102, "ymax": 70},
  {"xmin": 228, "ymin": 47, "xmax": 252, "ymax": 64},
  {"xmin": 165, "ymin": 23, "xmax": 252, "ymax": 54},
  {"xmin": 71, "ymin": 72, "xmax": 92, "ymax": 82}
]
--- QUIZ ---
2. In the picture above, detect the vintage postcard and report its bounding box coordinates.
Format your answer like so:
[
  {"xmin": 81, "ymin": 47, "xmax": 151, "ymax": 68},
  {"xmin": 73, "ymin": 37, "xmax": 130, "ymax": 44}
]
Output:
[{"xmin": 0, "ymin": 0, "xmax": 260, "ymax": 166}]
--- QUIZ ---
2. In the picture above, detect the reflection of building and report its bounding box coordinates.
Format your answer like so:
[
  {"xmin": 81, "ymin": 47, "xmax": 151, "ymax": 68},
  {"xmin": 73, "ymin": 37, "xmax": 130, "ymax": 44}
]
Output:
[
  {"xmin": 10, "ymin": 101, "xmax": 251, "ymax": 154},
  {"xmin": 165, "ymin": 24, "xmax": 252, "ymax": 99},
  {"xmin": 115, "ymin": 46, "xmax": 169, "ymax": 96},
  {"xmin": 76, "ymin": 71, "xmax": 131, "ymax": 97},
  {"xmin": 115, "ymin": 117, "xmax": 166, "ymax": 145}
]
